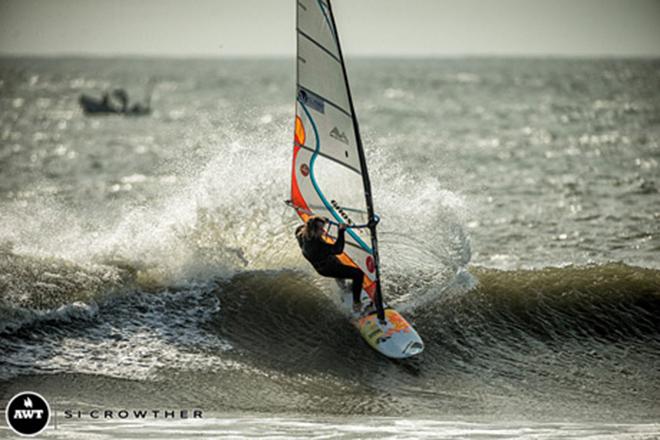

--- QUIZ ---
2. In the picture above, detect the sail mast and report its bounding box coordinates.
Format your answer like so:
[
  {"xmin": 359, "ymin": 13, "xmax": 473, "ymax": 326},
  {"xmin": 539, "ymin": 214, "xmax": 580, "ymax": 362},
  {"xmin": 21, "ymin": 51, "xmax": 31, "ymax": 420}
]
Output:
[{"xmin": 325, "ymin": 0, "xmax": 385, "ymax": 321}]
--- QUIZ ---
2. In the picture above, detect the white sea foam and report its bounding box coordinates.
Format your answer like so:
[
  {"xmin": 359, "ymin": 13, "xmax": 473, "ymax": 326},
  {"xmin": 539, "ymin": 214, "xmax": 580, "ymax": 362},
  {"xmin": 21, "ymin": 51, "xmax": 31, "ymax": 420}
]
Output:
[{"xmin": 35, "ymin": 416, "xmax": 660, "ymax": 440}]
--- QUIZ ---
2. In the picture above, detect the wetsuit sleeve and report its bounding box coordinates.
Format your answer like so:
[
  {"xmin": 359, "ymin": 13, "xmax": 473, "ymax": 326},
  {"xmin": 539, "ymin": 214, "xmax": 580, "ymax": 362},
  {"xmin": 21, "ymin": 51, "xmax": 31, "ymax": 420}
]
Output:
[
  {"xmin": 330, "ymin": 228, "xmax": 345, "ymax": 254},
  {"xmin": 295, "ymin": 225, "xmax": 304, "ymax": 249}
]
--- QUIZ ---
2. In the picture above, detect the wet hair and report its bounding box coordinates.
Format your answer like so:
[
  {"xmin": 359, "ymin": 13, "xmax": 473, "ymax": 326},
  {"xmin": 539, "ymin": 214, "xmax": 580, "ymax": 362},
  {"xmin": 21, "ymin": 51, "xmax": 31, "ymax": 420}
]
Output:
[{"xmin": 297, "ymin": 216, "xmax": 326, "ymax": 240}]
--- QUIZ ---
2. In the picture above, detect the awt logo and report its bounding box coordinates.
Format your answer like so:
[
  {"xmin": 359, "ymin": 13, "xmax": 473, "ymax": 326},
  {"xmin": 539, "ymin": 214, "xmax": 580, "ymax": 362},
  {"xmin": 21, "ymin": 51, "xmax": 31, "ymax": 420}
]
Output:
[{"xmin": 5, "ymin": 392, "xmax": 50, "ymax": 436}]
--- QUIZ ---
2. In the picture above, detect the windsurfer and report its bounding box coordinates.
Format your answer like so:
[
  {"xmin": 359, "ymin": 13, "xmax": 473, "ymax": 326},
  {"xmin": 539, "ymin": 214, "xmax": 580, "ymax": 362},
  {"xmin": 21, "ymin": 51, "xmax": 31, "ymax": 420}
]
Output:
[{"xmin": 295, "ymin": 216, "xmax": 365, "ymax": 312}]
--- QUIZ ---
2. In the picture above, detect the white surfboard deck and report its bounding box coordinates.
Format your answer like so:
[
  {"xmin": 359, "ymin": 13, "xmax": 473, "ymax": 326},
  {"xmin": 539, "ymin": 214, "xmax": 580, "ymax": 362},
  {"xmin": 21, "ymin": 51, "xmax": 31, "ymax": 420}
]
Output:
[{"xmin": 340, "ymin": 289, "xmax": 424, "ymax": 359}]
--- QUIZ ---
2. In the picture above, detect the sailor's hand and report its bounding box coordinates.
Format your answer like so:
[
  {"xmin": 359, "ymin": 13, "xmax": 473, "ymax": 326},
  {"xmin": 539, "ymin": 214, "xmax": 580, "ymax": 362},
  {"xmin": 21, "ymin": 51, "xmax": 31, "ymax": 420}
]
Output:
[{"xmin": 338, "ymin": 223, "xmax": 347, "ymax": 231}]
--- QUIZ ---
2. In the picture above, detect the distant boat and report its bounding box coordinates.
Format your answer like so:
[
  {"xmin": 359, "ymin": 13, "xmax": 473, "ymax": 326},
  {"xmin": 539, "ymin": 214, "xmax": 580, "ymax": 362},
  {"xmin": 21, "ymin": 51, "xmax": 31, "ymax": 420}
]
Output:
[{"xmin": 79, "ymin": 81, "xmax": 154, "ymax": 116}]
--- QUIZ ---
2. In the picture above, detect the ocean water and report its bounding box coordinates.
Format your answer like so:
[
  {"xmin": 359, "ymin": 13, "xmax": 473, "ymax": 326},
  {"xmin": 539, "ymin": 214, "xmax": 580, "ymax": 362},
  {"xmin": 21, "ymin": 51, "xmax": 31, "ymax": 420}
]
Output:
[{"xmin": 0, "ymin": 56, "xmax": 659, "ymax": 438}]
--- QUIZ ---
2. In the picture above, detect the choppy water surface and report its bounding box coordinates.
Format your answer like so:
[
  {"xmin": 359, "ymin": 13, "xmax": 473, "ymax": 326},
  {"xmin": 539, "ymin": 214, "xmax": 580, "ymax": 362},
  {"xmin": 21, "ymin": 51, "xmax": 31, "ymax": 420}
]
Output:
[{"xmin": 1, "ymin": 57, "xmax": 659, "ymax": 438}]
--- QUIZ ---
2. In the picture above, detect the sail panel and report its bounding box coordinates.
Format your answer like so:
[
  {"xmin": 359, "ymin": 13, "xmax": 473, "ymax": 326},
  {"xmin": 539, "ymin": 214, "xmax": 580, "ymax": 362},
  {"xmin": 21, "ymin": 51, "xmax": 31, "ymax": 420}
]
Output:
[
  {"xmin": 297, "ymin": 0, "xmax": 340, "ymax": 60},
  {"xmin": 295, "ymin": 99, "xmax": 360, "ymax": 172},
  {"xmin": 297, "ymin": 34, "xmax": 351, "ymax": 114}
]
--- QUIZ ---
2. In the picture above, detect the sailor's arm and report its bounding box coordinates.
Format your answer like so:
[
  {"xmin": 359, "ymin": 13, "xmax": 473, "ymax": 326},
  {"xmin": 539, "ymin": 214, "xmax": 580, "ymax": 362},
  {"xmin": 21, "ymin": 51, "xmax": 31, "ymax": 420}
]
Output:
[
  {"xmin": 295, "ymin": 224, "xmax": 304, "ymax": 248},
  {"xmin": 331, "ymin": 224, "xmax": 346, "ymax": 254}
]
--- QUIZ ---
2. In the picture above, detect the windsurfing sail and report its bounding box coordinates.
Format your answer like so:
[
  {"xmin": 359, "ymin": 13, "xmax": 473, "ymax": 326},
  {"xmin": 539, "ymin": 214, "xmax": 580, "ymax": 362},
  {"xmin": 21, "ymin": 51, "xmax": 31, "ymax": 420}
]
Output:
[{"xmin": 289, "ymin": 0, "xmax": 385, "ymax": 320}]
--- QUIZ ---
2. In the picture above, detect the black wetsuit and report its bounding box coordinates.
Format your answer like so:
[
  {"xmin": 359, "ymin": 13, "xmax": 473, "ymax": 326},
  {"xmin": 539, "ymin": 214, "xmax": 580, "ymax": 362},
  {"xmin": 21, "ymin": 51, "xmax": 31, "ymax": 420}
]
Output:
[{"xmin": 295, "ymin": 225, "xmax": 364, "ymax": 303}]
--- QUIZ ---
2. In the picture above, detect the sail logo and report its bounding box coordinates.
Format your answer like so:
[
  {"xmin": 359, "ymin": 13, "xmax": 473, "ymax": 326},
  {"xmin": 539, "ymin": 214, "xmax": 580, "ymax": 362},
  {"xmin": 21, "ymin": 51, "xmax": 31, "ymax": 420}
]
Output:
[
  {"xmin": 297, "ymin": 88, "xmax": 325, "ymax": 114},
  {"xmin": 329, "ymin": 127, "xmax": 349, "ymax": 145},
  {"xmin": 5, "ymin": 391, "xmax": 51, "ymax": 436},
  {"xmin": 330, "ymin": 200, "xmax": 355, "ymax": 226},
  {"xmin": 366, "ymin": 256, "xmax": 375, "ymax": 273}
]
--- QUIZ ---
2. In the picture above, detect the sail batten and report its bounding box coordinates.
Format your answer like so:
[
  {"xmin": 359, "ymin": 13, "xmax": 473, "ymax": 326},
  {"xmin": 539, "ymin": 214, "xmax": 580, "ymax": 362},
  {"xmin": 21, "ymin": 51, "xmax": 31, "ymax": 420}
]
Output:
[
  {"xmin": 296, "ymin": 144, "xmax": 362, "ymax": 175},
  {"xmin": 297, "ymin": 30, "xmax": 342, "ymax": 64}
]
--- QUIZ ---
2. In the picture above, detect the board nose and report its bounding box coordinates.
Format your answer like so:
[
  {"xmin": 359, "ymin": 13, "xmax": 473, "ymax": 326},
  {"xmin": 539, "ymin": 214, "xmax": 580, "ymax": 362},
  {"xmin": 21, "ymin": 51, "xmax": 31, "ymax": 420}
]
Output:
[{"xmin": 403, "ymin": 341, "xmax": 425, "ymax": 357}]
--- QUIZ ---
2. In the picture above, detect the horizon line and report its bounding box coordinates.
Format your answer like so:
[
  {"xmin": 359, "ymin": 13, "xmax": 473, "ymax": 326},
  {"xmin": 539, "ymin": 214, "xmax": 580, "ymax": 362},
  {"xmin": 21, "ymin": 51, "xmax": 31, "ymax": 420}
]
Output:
[{"xmin": 2, "ymin": 52, "xmax": 659, "ymax": 61}]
